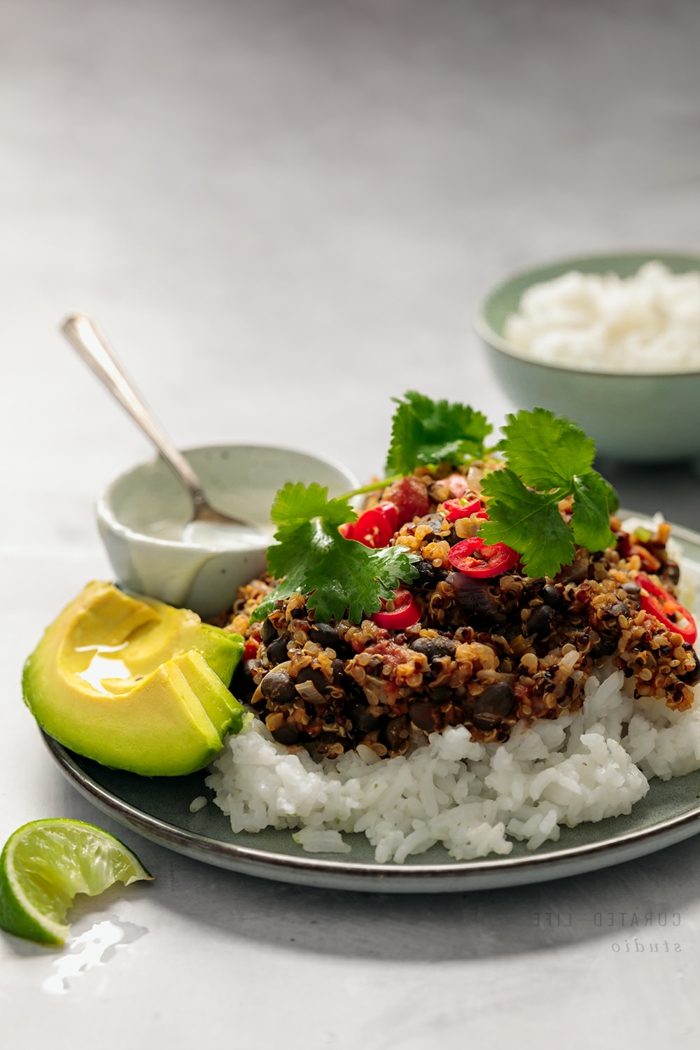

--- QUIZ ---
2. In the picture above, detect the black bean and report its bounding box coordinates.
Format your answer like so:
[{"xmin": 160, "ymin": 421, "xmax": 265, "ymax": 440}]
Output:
[
  {"xmin": 524, "ymin": 604, "xmax": 555, "ymax": 637},
  {"xmin": 665, "ymin": 561, "xmax": 681, "ymax": 585},
  {"xmin": 295, "ymin": 665, "xmax": 331, "ymax": 695},
  {"xmin": 591, "ymin": 634, "xmax": 618, "ymax": 658},
  {"xmin": 472, "ymin": 682, "xmax": 516, "ymax": 730},
  {"xmin": 308, "ymin": 623, "xmax": 353, "ymax": 659},
  {"xmin": 330, "ymin": 659, "xmax": 349, "ymax": 687},
  {"xmin": 621, "ymin": 581, "xmax": 641, "ymax": 598},
  {"xmin": 680, "ymin": 661, "xmax": 700, "ymax": 687},
  {"xmin": 266, "ymin": 633, "xmax": 290, "ymax": 664},
  {"xmin": 448, "ymin": 573, "xmax": 506, "ymax": 627},
  {"xmin": 231, "ymin": 658, "xmax": 261, "ymax": 703},
  {"xmin": 415, "ymin": 560, "xmax": 441, "ymax": 587},
  {"xmin": 408, "ymin": 700, "xmax": 441, "ymax": 732},
  {"xmin": 540, "ymin": 584, "xmax": 562, "ymax": 607},
  {"xmin": 457, "ymin": 693, "xmax": 474, "ymax": 715},
  {"xmin": 271, "ymin": 722, "xmax": 300, "ymax": 746},
  {"xmin": 308, "ymin": 623, "xmax": 341, "ymax": 649},
  {"xmin": 428, "ymin": 685, "xmax": 456, "ymax": 702},
  {"xmin": 349, "ymin": 702, "xmax": 383, "ymax": 733},
  {"xmin": 557, "ymin": 559, "xmax": 589, "ymax": 585},
  {"xmin": 260, "ymin": 618, "xmax": 277, "ymax": 646},
  {"xmin": 608, "ymin": 602, "xmax": 628, "ymax": 619},
  {"xmin": 409, "ymin": 636, "xmax": 456, "ymax": 661},
  {"xmin": 383, "ymin": 714, "xmax": 410, "ymax": 751},
  {"xmin": 260, "ymin": 669, "xmax": 297, "ymax": 703},
  {"xmin": 291, "ymin": 605, "xmax": 307, "ymax": 619}
]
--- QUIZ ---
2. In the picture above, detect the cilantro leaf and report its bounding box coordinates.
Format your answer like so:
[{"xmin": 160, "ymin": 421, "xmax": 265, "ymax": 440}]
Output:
[
  {"xmin": 570, "ymin": 473, "xmax": 617, "ymax": 552},
  {"xmin": 270, "ymin": 482, "xmax": 352, "ymax": 530},
  {"xmin": 386, "ymin": 391, "xmax": 492, "ymax": 474},
  {"xmin": 266, "ymin": 483, "xmax": 354, "ymax": 581},
  {"xmin": 250, "ymin": 482, "xmax": 418, "ymax": 624},
  {"xmin": 304, "ymin": 544, "xmax": 418, "ymax": 623},
  {"xmin": 499, "ymin": 408, "xmax": 595, "ymax": 490},
  {"xmin": 482, "ymin": 408, "xmax": 619, "ymax": 578},
  {"xmin": 593, "ymin": 472, "xmax": 620, "ymax": 514},
  {"xmin": 479, "ymin": 468, "xmax": 575, "ymax": 578}
]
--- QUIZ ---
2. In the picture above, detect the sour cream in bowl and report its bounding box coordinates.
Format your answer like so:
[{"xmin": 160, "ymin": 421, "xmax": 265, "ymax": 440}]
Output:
[{"xmin": 97, "ymin": 445, "xmax": 359, "ymax": 619}]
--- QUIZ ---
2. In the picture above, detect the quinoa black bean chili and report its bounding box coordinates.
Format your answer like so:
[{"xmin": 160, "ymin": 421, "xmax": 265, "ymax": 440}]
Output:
[{"xmin": 212, "ymin": 468, "xmax": 700, "ymax": 761}]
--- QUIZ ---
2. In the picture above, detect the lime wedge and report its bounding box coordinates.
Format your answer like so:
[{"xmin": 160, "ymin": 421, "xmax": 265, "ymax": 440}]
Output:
[{"xmin": 0, "ymin": 819, "xmax": 153, "ymax": 946}]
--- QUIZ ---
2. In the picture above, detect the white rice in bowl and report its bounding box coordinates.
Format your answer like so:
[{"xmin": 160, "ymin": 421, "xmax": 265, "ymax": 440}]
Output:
[
  {"xmin": 503, "ymin": 261, "xmax": 700, "ymax": 373},
  {"xmin": 206, "ymin": 665, "xmax": 700, "ymax": 864}
]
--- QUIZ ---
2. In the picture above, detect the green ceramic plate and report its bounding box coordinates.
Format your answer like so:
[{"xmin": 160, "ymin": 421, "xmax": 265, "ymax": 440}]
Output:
[{"xmin": 43, "ymin": 518, "xmax": 700, "ymax": 893}]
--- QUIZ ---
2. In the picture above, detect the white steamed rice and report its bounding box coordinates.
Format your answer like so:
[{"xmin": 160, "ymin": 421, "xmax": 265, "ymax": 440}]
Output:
[
  {"xmin": 504, "ymin": 261, "xmax": 700, "ymax": 373},
  {"xmin": 206, "ymin": 665, "xmax": 700, "ymax": 864}
]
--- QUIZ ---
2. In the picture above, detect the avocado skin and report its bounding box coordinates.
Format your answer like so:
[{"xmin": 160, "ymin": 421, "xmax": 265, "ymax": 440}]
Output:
[{"xmin": 22, "ymin": 582, "xmax": 245, "ymax": 777}]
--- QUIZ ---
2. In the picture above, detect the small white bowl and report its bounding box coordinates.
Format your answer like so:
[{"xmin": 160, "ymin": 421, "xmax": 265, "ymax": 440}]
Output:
[
  {"xmin": 97, "ymin": 445, "xmax": 359, "ymax": 619},
  {"xmin": 475, "ymin": 251, "xmax": 700, "ymax": 462}
]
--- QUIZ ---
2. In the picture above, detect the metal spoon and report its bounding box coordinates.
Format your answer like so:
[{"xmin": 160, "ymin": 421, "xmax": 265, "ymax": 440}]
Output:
[{"xmin": 61, "ymin": 313, "xmax": 255, "ymax": 530}]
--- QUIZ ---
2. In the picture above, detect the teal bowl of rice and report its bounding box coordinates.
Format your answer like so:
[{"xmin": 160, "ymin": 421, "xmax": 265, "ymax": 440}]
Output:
[{"xmin": 475, "ymin": 251, "xmax": 700, "ymax": 462}]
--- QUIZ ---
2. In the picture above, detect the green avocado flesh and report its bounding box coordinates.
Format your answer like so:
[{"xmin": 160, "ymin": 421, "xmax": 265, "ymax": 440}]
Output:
[{"xmin": 22, "ymin": 581, "xmax": 245, "ymax": 776}]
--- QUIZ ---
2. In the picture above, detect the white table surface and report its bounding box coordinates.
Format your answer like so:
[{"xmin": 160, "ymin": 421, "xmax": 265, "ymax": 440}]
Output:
[{"xmin": 3, "ymin": 1, "xmax": 700, "ymax": 1045}]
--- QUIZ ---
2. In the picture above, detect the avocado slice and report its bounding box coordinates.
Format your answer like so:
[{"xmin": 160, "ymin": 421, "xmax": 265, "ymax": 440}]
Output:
[{"xmin": 23, "ymin": 581, "xmax": 245, "ymax": 776}]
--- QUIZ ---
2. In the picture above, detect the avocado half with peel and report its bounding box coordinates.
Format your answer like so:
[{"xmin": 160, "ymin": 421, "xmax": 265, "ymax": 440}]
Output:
[{"xmin": 23, "ymin": 581, "xmax": 245, "ymax": 776}]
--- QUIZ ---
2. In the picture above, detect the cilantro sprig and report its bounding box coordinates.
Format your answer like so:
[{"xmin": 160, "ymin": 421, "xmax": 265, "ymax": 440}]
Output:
[
  {"xmin": 252, "ymin": 397, "xmax": 619, "ymax": 627},
  {"xmin": 251, "ymin": 483, "xmax": 419, "ymax": 624},
  {"xmin": 386, "ymin": 391, "xmax": 492, "ymax": 475},
  {"xmin": 479, "ymin": 408, "xmax": 619, "ymax": 578}
]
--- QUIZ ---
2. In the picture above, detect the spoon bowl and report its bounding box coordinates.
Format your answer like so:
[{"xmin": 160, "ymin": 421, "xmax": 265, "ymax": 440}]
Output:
[{"xmin": 97, "ymin": 444, "xmax": 360, "ymax": 617}]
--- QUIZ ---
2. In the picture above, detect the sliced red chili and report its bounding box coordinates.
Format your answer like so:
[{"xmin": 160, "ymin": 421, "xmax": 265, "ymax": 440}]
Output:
[
  {"xmin": 353, "ymin": 502, "xmax": 397, "ymax": 548},
  {"xmin": 443, "ymin": 497, "xmax": 488, "ymax": 522},
  {"xmin": 243, "ymin": 638, "xmax": 260, "ymax": 661},
  {"xmin": 636, "ymin": 573, "xmax": 697, "ymax": 644},
  {"xmin": 339, "ymin": 522, "xmax": 355, "ymax": 539},
  {"xmin": 371, "ymin": 589, "xmax": 421, "ymax": 629},
  {"xmin": 376, "ymin": 500, "xmax": 399, "ymax": 533},
  {"xmin": 448, "ymin": 537, "xmax": 520, "ymax": 578}
]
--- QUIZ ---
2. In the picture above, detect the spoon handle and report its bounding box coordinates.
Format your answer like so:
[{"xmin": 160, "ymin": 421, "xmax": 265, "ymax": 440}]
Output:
[{"xmin": 61, "ymin": 314, "xmax": 207, "ymax": 509}]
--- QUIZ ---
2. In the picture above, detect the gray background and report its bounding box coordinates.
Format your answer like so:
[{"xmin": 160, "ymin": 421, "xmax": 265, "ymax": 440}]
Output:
[{"xmin": 2, "ymin": 1, "xmax": 700, "ymax": 1046}]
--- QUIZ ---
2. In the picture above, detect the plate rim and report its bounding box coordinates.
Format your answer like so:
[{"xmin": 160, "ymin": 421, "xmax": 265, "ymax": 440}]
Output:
[
  {"xmin": 43, "ymin": 733, "xmax": 700, "ymax": 893},
  {"xmin": 42, "ymin": 514, "xmax": 700, "ymax": 893}
]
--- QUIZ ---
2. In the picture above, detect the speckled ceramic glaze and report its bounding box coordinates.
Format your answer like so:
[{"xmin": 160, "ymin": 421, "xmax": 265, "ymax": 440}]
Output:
[
  {"xmin": 97, "ymin": 444, "xmax": 359, "ymax": 619},
  {"xmin": 475, "ymin": 251, "xmax": 700, "ymax": 462},
  {"xmin": 45, "ymin": 520, "xmax": 700, "ymax": 894}
]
